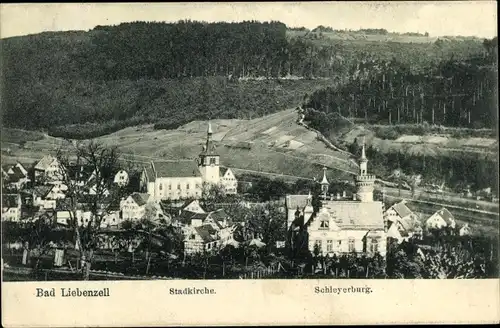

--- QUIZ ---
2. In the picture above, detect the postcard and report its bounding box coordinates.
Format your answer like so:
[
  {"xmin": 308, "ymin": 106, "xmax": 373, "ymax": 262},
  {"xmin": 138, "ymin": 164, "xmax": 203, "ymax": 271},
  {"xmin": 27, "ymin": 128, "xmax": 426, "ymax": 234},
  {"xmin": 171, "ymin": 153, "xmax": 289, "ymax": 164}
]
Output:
[{"xmin": 1, "ymin": 2, "xmax": 498, "ymax": 326}]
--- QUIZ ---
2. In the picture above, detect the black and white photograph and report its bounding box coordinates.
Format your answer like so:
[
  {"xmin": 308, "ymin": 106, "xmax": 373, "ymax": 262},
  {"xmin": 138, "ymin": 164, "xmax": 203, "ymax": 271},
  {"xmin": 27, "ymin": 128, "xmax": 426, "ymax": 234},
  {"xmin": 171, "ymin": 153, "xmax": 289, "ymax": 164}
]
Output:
[{"xmin": 1, "ymin": 1, "xmax": 498, "ymax": 287}]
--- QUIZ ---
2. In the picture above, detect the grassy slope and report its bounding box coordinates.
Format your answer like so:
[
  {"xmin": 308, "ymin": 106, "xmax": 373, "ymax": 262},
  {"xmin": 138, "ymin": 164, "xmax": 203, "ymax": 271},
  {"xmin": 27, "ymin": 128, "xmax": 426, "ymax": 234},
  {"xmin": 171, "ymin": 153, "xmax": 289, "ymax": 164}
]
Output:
[{"xmin": 1, "ymin": 109, "xmax": 356, "ymax": 181}]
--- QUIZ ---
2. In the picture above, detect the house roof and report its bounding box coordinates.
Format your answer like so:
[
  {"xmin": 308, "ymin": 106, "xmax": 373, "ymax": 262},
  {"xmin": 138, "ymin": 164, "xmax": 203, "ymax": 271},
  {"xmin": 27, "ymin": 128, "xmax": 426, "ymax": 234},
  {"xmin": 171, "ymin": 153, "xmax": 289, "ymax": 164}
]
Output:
[
  {"xmin": 285, "ymin": 195, "xmax": 310, "ymax": 210},
  {"xmin": 400, "ymin": 216, "xmax": 420, "ymax": 232},
  {"xmin": 2, "ymin": 194, "xmax": 19, "ymax": 208},
  {"xmin": 209, "ymin": 209, "xmax": 229, "ymax": 221},
  {"xmin": 391, "ymin": 201, "xmax": 413, "ymax": 218},
  {"xmin": 143, "ymin": 164, "xmax": 155, "ymax": 181},
  {"xmin": 130, "ymin": 193, "xmax": 150, "ymax": 206},
  {"xmin": 32, "ymin": 185, "xmax": 54, "ymax": 198},
  {"xmin": 34, "ymin": 155, "xmax": 57, "ymax": 171},
  {"xmin": 194, "ymin": 224, "xmax": 218, "ymax": 243},
  {"xmin": 152, "ymin": 160, "xmax": 201, "ymax": 178},
  {"xmin": 318, "ymin": 200, "xmax": 385, "ymax": 230},
  {"xmin": 433, "ymin": 208, "xmax": 455, "ymax": 225}
]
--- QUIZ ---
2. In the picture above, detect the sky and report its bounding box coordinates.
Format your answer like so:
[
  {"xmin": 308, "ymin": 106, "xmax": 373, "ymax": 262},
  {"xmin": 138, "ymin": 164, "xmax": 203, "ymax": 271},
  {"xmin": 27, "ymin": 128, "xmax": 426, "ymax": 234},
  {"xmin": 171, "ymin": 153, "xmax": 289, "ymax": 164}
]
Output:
[{"xmin": 0, "ymin": 2, "xmax": 497, "ymax": 39}]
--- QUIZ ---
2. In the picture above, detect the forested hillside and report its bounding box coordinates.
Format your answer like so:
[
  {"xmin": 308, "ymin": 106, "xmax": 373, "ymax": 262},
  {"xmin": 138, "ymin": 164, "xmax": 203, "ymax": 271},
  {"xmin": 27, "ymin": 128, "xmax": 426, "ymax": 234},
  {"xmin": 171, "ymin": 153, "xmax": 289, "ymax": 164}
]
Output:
[
  {"xmin": 0, "ymin": 21, "xmax": 494, "ymax": 139},
  {"xmin": 303, "ymin": 39, "xmax": 498, "ymax": 129}
]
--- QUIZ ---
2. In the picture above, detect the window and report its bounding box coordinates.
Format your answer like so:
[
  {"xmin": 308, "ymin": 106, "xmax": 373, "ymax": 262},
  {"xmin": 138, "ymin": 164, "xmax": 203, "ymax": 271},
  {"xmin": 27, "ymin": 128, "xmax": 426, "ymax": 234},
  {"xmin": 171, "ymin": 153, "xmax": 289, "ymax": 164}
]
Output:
[
  {"xmin": 210, "ymin": 157, "xmax": 216, "ymax": 165},
  {"xmin": 370, "ymin": 238, "xmax": 379, "ymax": 254},
  {"xmin": 177, "ymin": 184, "xmax": 181, "ymax": 190},
  {"xmin": 348, "ymin": 238, "xmax": 355, "ymax": 252},
  {"xmin": 320, "ymin": 218, "xmax": 329, "ymax": 229},
  {"xmin": 169, "ymin": 184, "xmax": 172, "ymax": 190},
  {"xmin": 159, "ymin": 183, "xmax": 163, "ymax": 191},
  {"xmin": 327, "ymin": 240, "xmax": 333, "ymax": 252},
  {"xmin": 314, "ymin": 239, "xmax": 322, "ymax": 250},
  {"xmin": 190, "ymin": 234, "xmax": 196, "ymax": 240},
  {"xmin": 186, "ymin": 184, "xmax": 190, "ymax": 190},
  {"xmin": 195, "ymin": 184, "xmax": 200, "ymax": 189},
  {"xmin": 337, "ymin": 240, "xmax": 342, "ymax": 250}
]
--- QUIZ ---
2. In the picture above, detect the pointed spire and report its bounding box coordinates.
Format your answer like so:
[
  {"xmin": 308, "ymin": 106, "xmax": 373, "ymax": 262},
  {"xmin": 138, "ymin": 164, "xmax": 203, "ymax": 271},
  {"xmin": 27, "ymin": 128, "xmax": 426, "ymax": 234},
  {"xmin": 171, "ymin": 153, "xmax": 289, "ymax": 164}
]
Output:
[
  {"xmin": 207, "ymin": 121, "xmax": 213, "ymax": 135},
  {"xmin": 360, "ymin": 136, "xmax": 367, "ymax": 161},
  {"xmin": 321, "ymin": 166, "xmax": 329, "ymax": 185}
]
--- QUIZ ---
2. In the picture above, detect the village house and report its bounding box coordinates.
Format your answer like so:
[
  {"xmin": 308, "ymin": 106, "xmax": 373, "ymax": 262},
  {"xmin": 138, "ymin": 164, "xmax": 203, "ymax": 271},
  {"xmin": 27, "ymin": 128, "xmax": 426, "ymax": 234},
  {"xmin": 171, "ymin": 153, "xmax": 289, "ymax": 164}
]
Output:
[
  {"xmin": 2, "ymin": 162, "xmax": 30, "ymax": 190},
  {"xmin": 141, "ymin": 123, "xmax": 237, "ymax": 201},
  {"xmin": 459, "ymin": 223, "xmax": 472, "ymax": 236},
  {"xmin": 114, "ymin": 169, "xmax": 129, "ymax": 187},
  {"xmin": 2, "ymin": 193, "xmax": 22, "ymax": 221},
  {"xmin": 30, "ymin": 185, "xmax": 60, "ymax": 209},
  {"xmin": 34, "ymin": 155, "xmax": 64, "ymax": 184},
  {"xmin": 182, "ymin": 199, "xmax": 206, "ymax": 214},
  {"xmin": 120, "ymin": 192, "xmax": 151, "ymax": 221},
  {"xmin": 384, "ymin": 200, "xmax": 422, "ymax": 243},
  {"xmin": 220, "ymin": 167, "xmax": 238, "ymax": 195},
  {"xmin": 425, "ymin": 207, "xmax": 456, "ymax": 230}
]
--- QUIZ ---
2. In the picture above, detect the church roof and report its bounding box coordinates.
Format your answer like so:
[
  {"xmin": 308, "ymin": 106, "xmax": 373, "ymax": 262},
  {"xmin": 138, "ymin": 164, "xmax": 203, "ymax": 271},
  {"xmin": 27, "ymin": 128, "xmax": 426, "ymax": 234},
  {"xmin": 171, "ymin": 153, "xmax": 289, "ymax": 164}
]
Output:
[
  {"xmin": 200, "ymin": 122, "xmax": 218, "ymax": 156},
  {"xmin": 152, "ymin": 161, "xmax": 201, "ymax": 178},
  {"xmin": 320, "ymin": 201, "xmax": 385, "ymax": 230}
]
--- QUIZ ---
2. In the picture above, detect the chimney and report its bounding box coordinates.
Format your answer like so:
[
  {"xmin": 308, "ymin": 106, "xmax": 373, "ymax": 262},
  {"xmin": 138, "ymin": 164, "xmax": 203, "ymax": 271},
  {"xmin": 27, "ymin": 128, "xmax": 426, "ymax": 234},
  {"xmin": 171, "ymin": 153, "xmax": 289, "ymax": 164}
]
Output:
[
  {"xmin": 342, "ymin": 190, "xmax": 346, "ymax": 198},
  {"xmin": 353, "ymin": 194, "xmax": 357, "ymax": 201},
  {"xmin": 336, "ymin": 193, "xmax": 341, "ymax": 200}
]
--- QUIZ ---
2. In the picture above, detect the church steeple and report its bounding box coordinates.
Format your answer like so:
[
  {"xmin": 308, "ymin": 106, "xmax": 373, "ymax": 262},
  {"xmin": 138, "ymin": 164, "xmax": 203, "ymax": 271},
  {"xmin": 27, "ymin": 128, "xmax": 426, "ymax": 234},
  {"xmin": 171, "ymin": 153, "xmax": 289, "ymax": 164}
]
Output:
[
  {"xmin": 199, "ymin": 122, "xmax": 220, "ymax": 183},
  {"xmin": 320, "ymin": 167, "xmax": 329, "ymax": 199}
]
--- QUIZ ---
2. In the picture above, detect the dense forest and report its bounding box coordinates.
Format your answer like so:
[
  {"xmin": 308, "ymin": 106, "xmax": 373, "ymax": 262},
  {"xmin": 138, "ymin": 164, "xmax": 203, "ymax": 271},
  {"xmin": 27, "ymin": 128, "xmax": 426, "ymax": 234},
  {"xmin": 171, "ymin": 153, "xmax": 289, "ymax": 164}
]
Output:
[
  {"xmin": 1, "ymin": 21, "xmax": 493, "ymax": 138},
  {"xmin": 303, "ymin": 39, "xmax": 498, "ymax": 129}
]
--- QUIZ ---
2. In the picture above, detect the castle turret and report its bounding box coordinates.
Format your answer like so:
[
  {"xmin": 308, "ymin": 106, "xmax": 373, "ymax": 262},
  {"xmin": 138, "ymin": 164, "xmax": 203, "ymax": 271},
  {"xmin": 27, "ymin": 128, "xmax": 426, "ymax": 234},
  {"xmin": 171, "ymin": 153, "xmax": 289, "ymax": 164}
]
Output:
[
  {"xmin": 198, "ymin": 122, "xmax": 220, "ymax": 183},
  {"xmin": 355, "ymin": 137, "xmax": 376, "ymax": 202}
]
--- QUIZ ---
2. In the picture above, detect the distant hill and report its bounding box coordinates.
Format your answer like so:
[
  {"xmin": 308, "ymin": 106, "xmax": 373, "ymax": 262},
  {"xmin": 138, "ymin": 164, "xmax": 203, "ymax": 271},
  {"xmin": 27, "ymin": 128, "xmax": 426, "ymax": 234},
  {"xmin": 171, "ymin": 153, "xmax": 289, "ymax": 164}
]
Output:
[{"xmin": 0, "ymin": 21, "xmax": 491, "ymax": 139}]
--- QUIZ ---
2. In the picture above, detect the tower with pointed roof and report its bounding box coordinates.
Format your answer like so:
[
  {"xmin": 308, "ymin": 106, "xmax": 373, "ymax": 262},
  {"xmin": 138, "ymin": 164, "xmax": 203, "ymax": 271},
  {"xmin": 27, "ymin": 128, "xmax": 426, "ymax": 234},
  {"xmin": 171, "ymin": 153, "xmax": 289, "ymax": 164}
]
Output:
[
  {"xmin": 198, "ymin": 122, "xmax": 220, "ymax": 184},
  {"xmin": 321, "ymin": 167, "xmax": 329, "ymax": 200},
  {"xmin": 355, "ymin": 137, "xmax": 376, "ymax": 202}
]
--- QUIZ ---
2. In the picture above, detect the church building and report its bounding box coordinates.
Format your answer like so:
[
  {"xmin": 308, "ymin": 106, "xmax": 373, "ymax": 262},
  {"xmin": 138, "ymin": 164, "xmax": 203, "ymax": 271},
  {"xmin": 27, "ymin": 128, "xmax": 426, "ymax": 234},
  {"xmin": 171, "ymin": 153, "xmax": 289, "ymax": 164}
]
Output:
[
  {"xmin": 142, "ymin": 122, "xmax": 238, "ymax": 201},
  {"xmin": 286, "ymin": 138, "xmax": 386, "ymax": 257}
]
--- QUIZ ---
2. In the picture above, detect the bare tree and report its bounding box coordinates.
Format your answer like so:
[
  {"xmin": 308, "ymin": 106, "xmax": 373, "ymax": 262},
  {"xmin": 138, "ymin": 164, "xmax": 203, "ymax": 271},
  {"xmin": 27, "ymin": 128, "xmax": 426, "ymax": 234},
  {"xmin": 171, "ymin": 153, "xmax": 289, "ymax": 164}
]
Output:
[{"xmin": 56, "ymin": 140, "xmax": 126, "ymax": 280}]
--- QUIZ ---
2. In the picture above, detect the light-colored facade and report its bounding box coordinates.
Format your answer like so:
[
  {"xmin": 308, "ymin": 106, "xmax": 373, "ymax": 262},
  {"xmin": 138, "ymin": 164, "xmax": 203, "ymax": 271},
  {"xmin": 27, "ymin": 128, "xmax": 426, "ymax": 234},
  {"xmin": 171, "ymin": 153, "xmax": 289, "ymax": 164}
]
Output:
[
  {"xmin": 2, "ymin": 194, "xmax": 22, "ymax": 221},
  {"xmin": 34, "ymin": 155, "xmax": 64, "ymax": 184},
  {"xmin": 142, "ymin": 123, "xmax": 237, "ymax": 201},
  {"xmin": 114, "ymin": 170, "xmax": 129, "ymax": 186},
  {"xmin": 120, "ymin": 193, "xmax": 150, "ymax": 221}
]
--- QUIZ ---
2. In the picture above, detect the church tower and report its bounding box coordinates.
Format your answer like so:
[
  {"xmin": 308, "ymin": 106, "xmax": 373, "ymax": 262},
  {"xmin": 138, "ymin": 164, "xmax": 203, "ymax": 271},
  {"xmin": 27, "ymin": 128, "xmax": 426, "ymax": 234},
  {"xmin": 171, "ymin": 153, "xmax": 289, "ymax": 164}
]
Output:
[
  {"xmin": 198, "ymin": 122, "xmax": 220, "ymax": 184},
  {"xmin": 355, "ymin": 137, "xmax": 376, "ymax": 202},
  {"xmin": 320, "ymin": 167, "xmax": 329, "ymax": 200}
]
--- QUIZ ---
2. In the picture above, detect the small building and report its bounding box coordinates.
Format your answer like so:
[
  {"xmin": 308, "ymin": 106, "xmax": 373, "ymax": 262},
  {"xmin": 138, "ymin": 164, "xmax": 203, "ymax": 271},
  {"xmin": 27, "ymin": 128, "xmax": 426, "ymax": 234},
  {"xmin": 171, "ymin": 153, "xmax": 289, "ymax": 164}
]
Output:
[
  {"xmin": 220, "ymin": 167, "xmax": 238, "ymax": 195},
  {"xmin": 425, "ymin": 207, "xmax": 456, "ymax": 230},
  {"xmin": 384, "ymin": 200, "xmax": 422, "ymax": 241},
  {"xmin": 31, "ymin": 185, "xmax": 58, "ymax": 209},
  {"xmin": 114, "ymin": 170, "xmax": 129, "ymax": 187},
  {"xmin": 2, "ymin": 162, "xmax": 30, "ymax": 190},
  {"xmin": 34, "ymin": 155, "xmax": 64, "ymax": 184},
  {"xmin": 2, "ymin": 194, "xmax": 22, "ymax": 221},
  {"xmin": 120, "ymin": 192, "xmax": 151, "ymax": 221},
  {"xmin": 184, "ymin": 224, "xmax": 226, "ymax": 254},
  {"xmin": 459, "ymin": 223, "xmax": 472, "ymax": 236},
  {"xmin": 182, "ymin": 199, "xmax": 206, "ymax": 214}
]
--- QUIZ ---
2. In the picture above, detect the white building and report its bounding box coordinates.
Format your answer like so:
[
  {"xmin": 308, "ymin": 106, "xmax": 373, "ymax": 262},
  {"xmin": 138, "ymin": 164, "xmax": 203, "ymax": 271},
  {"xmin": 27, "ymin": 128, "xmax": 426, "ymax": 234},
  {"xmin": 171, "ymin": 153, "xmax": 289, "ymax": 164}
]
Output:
[
  {"xmin": 287, "ymin": 139, "xmax": 386, "ymax": 257},
  {"xmin": 141, "ymin": 123, "xmax": 237, "ymax": 201},
  {"xmin": 425, "ymin": 207, "xmax": 456, "ymax": 230},
  {"xmin": 384, "ymin": 200, "xmax": 422, "ymax": 243},
  {"xmin": 2, "ymin": 194, "xmax": 22, "ymax": 221},
  {"xmin": 34, "ymin": 155, "xmax": 64, "ymax": 184},
  {"xmin": 120, "ymin": 192, "xmax": 151, "ymax": 221},
  {"xmin": 114, "ymin": 170, "xmax": 129, "ymax": 187}
]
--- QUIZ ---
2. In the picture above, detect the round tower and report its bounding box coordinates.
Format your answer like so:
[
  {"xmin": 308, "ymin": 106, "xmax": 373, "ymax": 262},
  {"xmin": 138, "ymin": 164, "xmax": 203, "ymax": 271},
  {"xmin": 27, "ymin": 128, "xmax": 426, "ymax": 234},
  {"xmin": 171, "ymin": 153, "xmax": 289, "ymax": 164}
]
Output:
[{"xmin": 355, "ymin": 137, "xmax": 376, "ymax": 202}]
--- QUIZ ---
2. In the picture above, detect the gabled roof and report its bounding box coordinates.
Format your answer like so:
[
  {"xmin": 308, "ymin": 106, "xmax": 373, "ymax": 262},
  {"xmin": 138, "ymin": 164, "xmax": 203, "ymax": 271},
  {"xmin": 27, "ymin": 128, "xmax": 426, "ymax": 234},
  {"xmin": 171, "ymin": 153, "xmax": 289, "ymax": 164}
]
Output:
[
  {"xmin": 391, "ymin": 201, "xmax": 413, "ymax": 218},
  {"xmin": 32, "ymin": 185, "xmax": 54, "ymax": 198},
  {"xmin": 209, "ymin": 209, "xmax": 229, "ymax": 221},
  {"xmin": 433, "ymin": 208, "xmax": 455, "ymax": 225},
  {"xmin": 130, "ymin": 192, "xmax": 150, "ymax": 206},
  {"xmin": 399, "ymin": 216, "xmax": 420, "ymax": 232},
  {"xmin": 152, "ymin": 161, "xmax": 202, "ymax": 178},
  {"xmin": 319, "ymin": 200, "xmax": 385, "ymax": 230},
  {"xmin": 285, "ymin": 195, "xmax": 310, "ymax": 210},
  {"xmin": 143, "ymin": 164, "xmax": 155, "ymax": 181},
  {"xmin": 34, "ymin": 155, "xmax": 58, "ymax": 171},
  {"xmin": 194, "ymin": 224, "xmax": 218, "ymax": 243}
]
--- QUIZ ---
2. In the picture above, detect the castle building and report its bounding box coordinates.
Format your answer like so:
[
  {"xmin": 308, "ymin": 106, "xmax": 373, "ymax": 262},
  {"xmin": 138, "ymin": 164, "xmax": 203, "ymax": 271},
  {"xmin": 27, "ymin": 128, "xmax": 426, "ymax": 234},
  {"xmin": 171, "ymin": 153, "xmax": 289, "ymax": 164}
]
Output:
[
  {"xmin": 142, "ymin": 122, "xmax": 238, "ymax": 201},
  {"xmin": 285, "ymin": 138, "xmax": 386, "ymax": 257}
]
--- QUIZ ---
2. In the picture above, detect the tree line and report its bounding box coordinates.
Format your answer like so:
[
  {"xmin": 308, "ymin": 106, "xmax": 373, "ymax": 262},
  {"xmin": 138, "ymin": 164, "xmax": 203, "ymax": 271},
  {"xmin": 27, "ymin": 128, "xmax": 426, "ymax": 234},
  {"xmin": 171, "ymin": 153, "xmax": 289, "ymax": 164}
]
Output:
[{"xmin": 303, "ymin": 50, "xmax": 498, "ymax": 129}]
